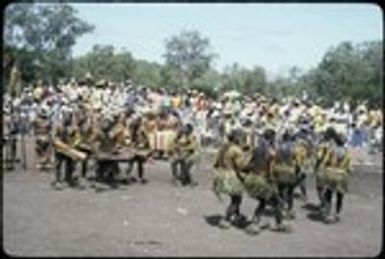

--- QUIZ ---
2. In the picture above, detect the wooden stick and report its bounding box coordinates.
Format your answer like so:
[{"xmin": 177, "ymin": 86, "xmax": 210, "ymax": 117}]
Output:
[{"xmin": 21, "ymin": 131, "xmax": 27, "ymax": 170}]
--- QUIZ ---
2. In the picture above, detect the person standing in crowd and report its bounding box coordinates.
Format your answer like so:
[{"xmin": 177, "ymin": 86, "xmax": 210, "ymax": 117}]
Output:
[{"xmin": 4, "ymin": 105, "xmax": 19, "ymax": 170}]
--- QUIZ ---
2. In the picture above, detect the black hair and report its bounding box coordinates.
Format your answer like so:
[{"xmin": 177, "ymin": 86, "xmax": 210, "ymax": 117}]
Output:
[
  {"xmin": 282, "ymin": 131, "xmax": 291, "ymax": 142},
  {"xmin": 334, "ymin": 133, "xmax": 345, "ymax": 146},
  {"xmin": 129, "ymin": 117, "xmax": 142, "ymax": 141},
  {"xmin": 263, "ymin": 128, "xmax": 276, "ymax": 141},
  {"xmin": 63, "ymin": 112, "xmax": 73, "ymax": 126},
  {"xmin": 171, "ymin": 110, "xmax": 180, "ymax": 118},
  {"xmin": 185, "ymin": 123, "xmax": 194, "ymax": 134},
  {"xmin": 324, "ymin": 127, "xmax": 337, "ymax": 141},
  {"xmin": 228, "ymin": 129, "xmax": 241, "ymax": 145}
]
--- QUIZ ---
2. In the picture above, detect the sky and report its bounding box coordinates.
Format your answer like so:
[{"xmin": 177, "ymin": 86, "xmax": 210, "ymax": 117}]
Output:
[{"xmin": 70, "ymin": 3, "xmax": 382, "ymax": 79}]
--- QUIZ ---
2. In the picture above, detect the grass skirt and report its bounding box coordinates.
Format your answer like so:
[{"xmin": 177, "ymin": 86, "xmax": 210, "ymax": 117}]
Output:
[
  {"xmin": 243, "ymin": 174, "xmax": 278, "ymax": 201},
  {"xmin": 323, "ymin": 167, "xmax": 349, "ymax": 193},
  {"xmin": 273, "ymin": 164, "xmax": 297, "ymax": 186},
  {"xmin": 212, "ymin": 169, "xmax": 244, "ymax": 200}
]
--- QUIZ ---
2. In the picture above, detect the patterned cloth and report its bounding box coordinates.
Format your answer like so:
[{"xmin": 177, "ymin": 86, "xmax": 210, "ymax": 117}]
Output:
[{"xmin": 151, "ymin": 130, "xmax": 177, "ymax": 152}]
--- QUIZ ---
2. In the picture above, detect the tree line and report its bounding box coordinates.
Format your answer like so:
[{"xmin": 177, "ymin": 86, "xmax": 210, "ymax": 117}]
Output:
[{"xmin": 3, "ymin": 3, "xmax": 383, "ymax": 107}]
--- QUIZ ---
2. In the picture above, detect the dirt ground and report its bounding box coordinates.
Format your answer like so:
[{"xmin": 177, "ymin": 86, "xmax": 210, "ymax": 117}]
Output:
[{"xmin": 2, "ymin": 137, "xmax": 383, "ymax": 257}]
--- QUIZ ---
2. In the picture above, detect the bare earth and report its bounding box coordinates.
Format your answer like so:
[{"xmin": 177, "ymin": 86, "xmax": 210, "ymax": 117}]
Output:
[{"xmin": 3, "ymin": 138, "xmax": 383, "ymax": 257}]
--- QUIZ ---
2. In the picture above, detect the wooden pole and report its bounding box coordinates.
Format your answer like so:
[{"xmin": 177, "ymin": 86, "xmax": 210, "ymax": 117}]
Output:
[{"xmin": 21, "ymin": 129, "xmax": 27, "ymax": 170}]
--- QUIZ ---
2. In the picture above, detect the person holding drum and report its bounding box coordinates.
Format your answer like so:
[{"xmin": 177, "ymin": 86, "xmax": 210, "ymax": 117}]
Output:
[
  {"xmin": 91, "ymin": 115, "xmax": 122, "ymax": 187},
  {"xmin": 273, "ymin": 129, "xmax": 306, "ymax": 220},
  {"xmin": 75, "ymin": 110, "xmax": 94, "ymax": 179},
  {"xmin": 126, "ymin": 115, "xmax": 152, "ymax": 184},
  {"xmin": 314, "ymin": 128, "xmax": 336, "ymax": 209},
  {"xmin": 242, "ymin": 129, "xmax": 290, "ymax": 234},
  {"xmin": 318, "ymin": 129, "xmax": 352, "ymax": 223},
  {"xmin": 212, "ymin": 129, "xmax": 248, "ymax": 229},
  {"xmin": 170, "ymin": 123, "xmax": 199, "ymax": 187},
  {"xmin": 52, "ymin": 111, "xmax": 83, "ymax": 190}
]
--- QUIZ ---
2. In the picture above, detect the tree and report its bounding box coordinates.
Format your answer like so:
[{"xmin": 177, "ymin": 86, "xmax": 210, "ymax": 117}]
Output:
[
  {"xmin": 221, "ymin": 63, "xmax": 246, "ymax": 91},
  {"xmin": 288, "ymin": 66, "xmax": 301, "ymax": 84},
  {"xmin": 72, "ymin": 45, "xmax": 135, "ymax": 83},
  {"xmin": 4, "ymin": 3, "xmax": 94, "ymax": 86},
  {"xmin": 248, "ymin": 65, "xmax": 267, "ymax": 93},
  {"xmin": 221, "ymin": 63, "xmax": 266, "ymax": 95},
  {"xmin": 131, "ymin": 59, "xmax": 162, "ymax": 88},
  {"xmin": 301, "ymin": 40, "xmax": 382, "ymax": 107},
  {"xmin": 163, "ymin": 30, "xmax": 217, "ymax": 89},
  {"xmin": 191, "ymin": 68, "xmax": 222, "ymax": 97},
  {"xmin": 160, "ymin": 65, "xmax": 180, "ymax": 89}
]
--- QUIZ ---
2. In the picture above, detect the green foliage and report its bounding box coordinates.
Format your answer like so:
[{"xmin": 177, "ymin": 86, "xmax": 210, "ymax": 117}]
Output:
[
  {"xmin": 72, "ymin": 45, "xmax": 135, "ymax": 82},
  {"xmin": 4, "ymin": 3, "xmax": 94, "ymax": 86},
  {"xmin": 159, "ymin": 65, "xmax": 180, "ymax": 89},
  {"xmin": 191, "ymin": 68, "xmax": 223, "ymax": 98},
  {"xmin": 221, "ymin": 63, "xmax": 267, "ymax": 95},
  {"xmin": 163, "ymin": 30, "xmax": 217, "ymax": 89},
  {"xmin": 132, "ymin": 59, "xmax": 162, "ymax": 88},
  {"xmin": 302, "ymin": 41, "xmax": 383, "ymax": 107}
]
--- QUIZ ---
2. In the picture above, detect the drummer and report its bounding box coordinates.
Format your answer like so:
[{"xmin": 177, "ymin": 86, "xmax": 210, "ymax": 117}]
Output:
[
  {"xmin": 163, "ymin": 110, "xmax": 181, "ymax": 158},
  {"xmin": 52, "ymin": 110, "xmax": 82, "ymax": 190},
  {"xmin": 141, "ymin": 109, "xmax": 157, "ymax": 153},
  {"xmin": 126, "ymin": 114, "xmax": 152, "ymax": 184},
  {"xmin": 75, "ymin": 110, "xmax": 94, "ymax": 179},
  {"xmin": 170, "ymin": 123, "xmax": 199, "ymax": 186},
  {"xmin": 33, "ymin": 106, "xmax": 53, "ymax": 171},
  {"xmin": 91, "ymin": 114, "xmax": 122, "ymax": 187},
  {"xmin": 155, "ymin": 110, "xmax": 169, "ymax": 158}
]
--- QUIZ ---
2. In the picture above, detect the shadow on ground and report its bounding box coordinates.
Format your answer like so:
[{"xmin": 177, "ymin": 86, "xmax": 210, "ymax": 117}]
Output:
[
  {"xmin": 301, "ymin": 202, "xmax": 321, "ymax": 212},
  {"xmin": 204, "ymin": 214, "xmax": 250, "ymax": 229},
  {"xmin": 307, "ymin": 211, "xmax": 325, "ymax": 223}
]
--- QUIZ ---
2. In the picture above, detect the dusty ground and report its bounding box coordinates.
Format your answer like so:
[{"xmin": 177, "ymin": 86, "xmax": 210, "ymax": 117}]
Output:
[{"xmin": 2, "ymin": 137, "xmax": 383, "ymax": 257}]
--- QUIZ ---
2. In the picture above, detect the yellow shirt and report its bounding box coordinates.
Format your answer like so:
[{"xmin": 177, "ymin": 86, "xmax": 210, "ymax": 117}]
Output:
[
  {"xmin": 171, "ymin": 96, "xmax": 182, "ymax": 109},
  {"xmin": 274, "ymin": 142, "xmax": 303, "ymax": 169},
  {"xmin": 33, "ymin": 87, "xmax": 43, "ymax": 100},
  {"xmin": 323, "ymin": 145, "xmax": 352, "ymax": 172},
  {"xmin": 114, "ymin": 122, "xmax": 129, "ymax": 147},
  {"xmin": 314, "ymin": 115, "xmax": 325, "ymax": 133},
  {"xmin": 173, "ymin": 134, "xmax": 198, "ymax": 155},
  {"xmin": 214, "ymin": 143, "xmax": 246, "ymax": 171}
]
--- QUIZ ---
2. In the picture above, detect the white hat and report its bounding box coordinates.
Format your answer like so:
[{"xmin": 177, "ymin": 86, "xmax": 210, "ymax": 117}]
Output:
[{"xmin": 211, "ymin": 110, "xmax": 220, "ymax": 118}]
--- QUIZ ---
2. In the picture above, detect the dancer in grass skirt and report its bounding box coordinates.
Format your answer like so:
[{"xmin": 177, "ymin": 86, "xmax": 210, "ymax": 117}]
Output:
[
  {"xmin": 242, "ymin": 129, "xmax": 290, "ymax": 234},
  {"xmin": 212, "ymin": 129, "xmax": 248, "ymax": 228},
  {"xmin": 318, "ymin": 130, "xmax": 352, "ymax": 223}
]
